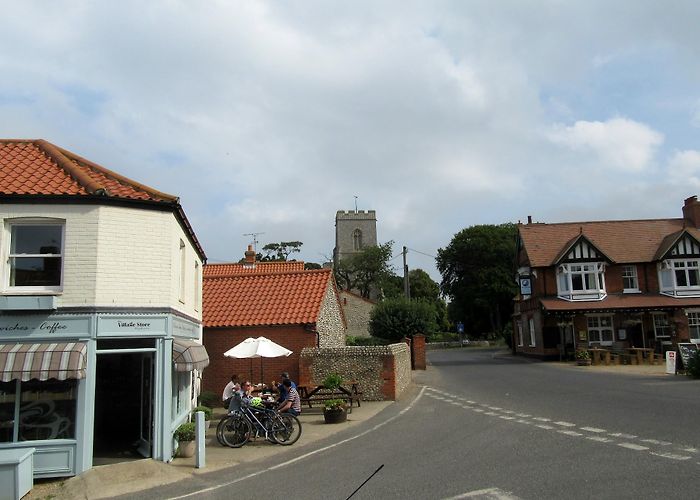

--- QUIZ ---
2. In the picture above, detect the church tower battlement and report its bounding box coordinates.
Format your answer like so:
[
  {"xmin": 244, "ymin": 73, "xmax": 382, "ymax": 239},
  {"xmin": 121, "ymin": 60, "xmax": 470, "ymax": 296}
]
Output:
[{"xmin": 333, "ymin": 209, "xmax": 377, "ymax": 265}]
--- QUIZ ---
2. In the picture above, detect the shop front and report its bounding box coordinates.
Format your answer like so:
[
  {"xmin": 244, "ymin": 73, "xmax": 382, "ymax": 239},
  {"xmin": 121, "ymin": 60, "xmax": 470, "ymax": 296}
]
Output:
[{"xmin": 0, "ymin": 311, "xmax": 207, "ymax": 478}]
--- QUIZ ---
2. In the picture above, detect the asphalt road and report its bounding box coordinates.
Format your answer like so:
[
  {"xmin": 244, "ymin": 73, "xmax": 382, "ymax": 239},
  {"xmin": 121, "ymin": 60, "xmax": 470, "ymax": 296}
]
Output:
[{"xmin": 122, "ymin": 348, "xmax": 700, "ymax": 500}]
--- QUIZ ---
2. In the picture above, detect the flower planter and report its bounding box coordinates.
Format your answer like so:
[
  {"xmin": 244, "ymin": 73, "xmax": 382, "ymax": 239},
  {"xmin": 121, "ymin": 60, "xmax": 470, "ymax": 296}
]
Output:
[
  {"xmin": 323, "ymin": 408, "xmax": 347, "ymax": 424},
  {"xmin": 577, "ymin": 359, "xmax": 591, "ymax": 366},
  {"xmin": 177, "ymin": 440, "xmax": 196, "ymax": 458}
]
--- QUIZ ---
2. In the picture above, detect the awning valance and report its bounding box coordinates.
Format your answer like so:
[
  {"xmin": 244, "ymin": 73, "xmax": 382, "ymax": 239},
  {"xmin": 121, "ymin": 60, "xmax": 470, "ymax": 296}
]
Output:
[
  {"xmin": 173, "ymin": 339, "xmax": 209, "ymax": 372},
  {"xmin": 0, "ymin": 342, "xmax": 88, "ymax": 382}
]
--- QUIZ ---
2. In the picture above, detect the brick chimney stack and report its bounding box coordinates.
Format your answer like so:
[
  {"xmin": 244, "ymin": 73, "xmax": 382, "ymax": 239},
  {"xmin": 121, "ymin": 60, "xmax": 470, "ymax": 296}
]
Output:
[
  {"xmin": 683, "ymin": 196, "xmax": 700, "ymax": 228},
  {"xmin": 243, "ymin": 245, "xmax": 256, "ymax": 268}
]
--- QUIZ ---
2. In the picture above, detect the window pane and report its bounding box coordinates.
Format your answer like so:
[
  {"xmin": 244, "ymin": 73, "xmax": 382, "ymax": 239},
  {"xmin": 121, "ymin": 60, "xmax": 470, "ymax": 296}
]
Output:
[
  {"xmin": 10, "ymin": 225, "xmax": 62, "ymax": 254},
  {"xmin": 690, "ymin": 270, "xmax": 700, "ymax": 287},
  {"xmin": 675, "ymin": 270, "xmax": 688, "ymax": 287},
  {"xmin": 10, "ymin": 257, "xmax": 61, "ymax": 286},
  {"xmin": 19, "ymin": 379, "xmax": 77, "ymax": 441},
  {"xmin": 0, "ymin": 381, "xmax": 16, "ymax": 443},
  {"xmin": 572, "ymin": 274, "xmax": 583, "ymax": 290}
]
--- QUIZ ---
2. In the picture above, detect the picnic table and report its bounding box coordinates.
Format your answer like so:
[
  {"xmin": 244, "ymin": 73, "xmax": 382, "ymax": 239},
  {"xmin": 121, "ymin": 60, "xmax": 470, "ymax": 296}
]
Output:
[{"xmin": 297, "ymin": 382, "xmax": 362, "ymax": 413}]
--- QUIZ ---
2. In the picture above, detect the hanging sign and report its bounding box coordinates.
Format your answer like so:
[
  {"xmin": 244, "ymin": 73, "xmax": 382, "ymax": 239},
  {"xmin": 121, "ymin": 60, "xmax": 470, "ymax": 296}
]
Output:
[{"xmin": 519, "ymin": 276, "xmax": 532, "ymax": 295}]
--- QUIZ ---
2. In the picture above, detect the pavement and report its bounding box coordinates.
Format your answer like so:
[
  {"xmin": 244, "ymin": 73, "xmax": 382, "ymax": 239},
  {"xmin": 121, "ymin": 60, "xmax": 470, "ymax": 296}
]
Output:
[
  {"xmin": 25, "ymin": 401, "xmax": 393, "ymax": 500},
  {"xmin": 551, "ymin": 359, "xmax": 671, "ymax": 376}
]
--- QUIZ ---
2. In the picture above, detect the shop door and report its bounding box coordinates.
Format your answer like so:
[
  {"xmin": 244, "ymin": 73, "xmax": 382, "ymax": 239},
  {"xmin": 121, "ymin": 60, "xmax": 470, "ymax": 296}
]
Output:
[{"xmin": 136, "ymin": 354, "xmax": 154, "ymax": 458}]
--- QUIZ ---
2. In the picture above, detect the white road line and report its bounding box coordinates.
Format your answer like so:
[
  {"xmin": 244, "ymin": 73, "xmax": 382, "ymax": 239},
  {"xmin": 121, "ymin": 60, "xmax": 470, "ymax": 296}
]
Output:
[
  {"xmin": 515, "ymin": 413, "xmax": 531, "ymax": 418},
  {"xmin": 558, "ymin": 430, "xmax": 583, "ymax": 437},
  {"xmin": 487, "ymin": 406, "xmax": 503, "ymax": 411},
  {"xmin": 640, "ymin": 439, "xmax": 671, "ymax": 446},
  {"xmin": 165, "ymin": 386, "xmax": 427, "ymax": 500},
  {"xmin": 580, "ymin": 427, "xmax": 606, "ymax": 433},
  {"xmin": 618, "ymin": 443, "xmax": 649, "ymax": 451},
  {"xmin": 473, "ymin": 409, "xmax": 485, "ymax": 413},
  {"xmin": 443, "ymin": 487, "xmax": 521, "ymax": 499},
  {"xmin": 650, "ymin": 452, "xmax": 691, "ymax": 461},
  {"xmin": 535, "ymin": 424, "xmax": 554, "ymax": 430},
  {"xmin": 516, "ymin": 419, "xmax": 531, "ymax": 425},
  {"xmin": 681, "ymin": 447, "xmax": 699, "ymax": 453},
  {"xmin": 499, "ymin": 416, "xmax": 515, "ymax": 420},
  {"xmin": 467, "ymin": 400, "xmax": 476, "ymax": 404},
  {"xmin": 484, "ymin": 411, "xmax": 499, "ymax": 416},
  {"xmin": 586, "ymin": 436, "xmax": 612, "ymax": 443},
  {"xmin": 609, "ymin": 433, "xmax": 637, "ymax": 439},
  {"xmin": 532, "ymin": 417, "xmax": 551, "ymax": 422},
  {"xmin": 554, "ymin": 421, "xmax": 576, "ymax": 427}
]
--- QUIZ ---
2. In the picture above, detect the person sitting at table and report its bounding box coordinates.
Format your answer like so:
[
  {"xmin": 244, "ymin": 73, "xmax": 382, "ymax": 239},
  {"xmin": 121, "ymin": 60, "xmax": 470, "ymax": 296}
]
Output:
[
  {"xmin": 275, "ymin": 372, "xmax": 297, "ymax": 403},
  {"xmin": 222, "ymin": 374, "xmax": 241, "ymax": 409},
  {"xmin": 229, "ymin": 380, "xmax": 253, "ymax": 414},
  {"xmin": 277, "ymin": 379, "xmax": 301, "ymax": 416}
]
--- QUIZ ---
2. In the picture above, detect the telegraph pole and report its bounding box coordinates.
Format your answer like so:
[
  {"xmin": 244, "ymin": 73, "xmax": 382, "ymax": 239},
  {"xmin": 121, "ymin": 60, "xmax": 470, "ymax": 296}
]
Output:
[{"xmin": 403, "ymin": 246, "xmax": 410, "ymax": 299}]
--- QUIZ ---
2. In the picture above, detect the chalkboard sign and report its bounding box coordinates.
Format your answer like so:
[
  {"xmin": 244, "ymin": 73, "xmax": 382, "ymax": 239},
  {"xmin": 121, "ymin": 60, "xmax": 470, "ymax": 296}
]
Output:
[{"xmin": 677, "ymin": 343, "xmax": 699, "ymax": 368}]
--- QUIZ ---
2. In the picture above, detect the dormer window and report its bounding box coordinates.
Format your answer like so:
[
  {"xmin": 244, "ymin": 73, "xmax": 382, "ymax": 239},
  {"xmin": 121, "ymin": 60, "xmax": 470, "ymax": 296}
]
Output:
[
  {"xmin": 556, "ymin": 262, "xmax": 606, "ymax": 301},
  {"xmin": 659, "ymin": 259, "xmax": 700, "ymax": 297}
]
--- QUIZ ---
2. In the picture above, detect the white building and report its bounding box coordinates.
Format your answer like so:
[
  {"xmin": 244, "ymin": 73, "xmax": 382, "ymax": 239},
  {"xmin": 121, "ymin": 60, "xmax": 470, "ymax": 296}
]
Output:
[{"xmin": 0, "ymin": 139, "xmax": 208, "ymax": 477}]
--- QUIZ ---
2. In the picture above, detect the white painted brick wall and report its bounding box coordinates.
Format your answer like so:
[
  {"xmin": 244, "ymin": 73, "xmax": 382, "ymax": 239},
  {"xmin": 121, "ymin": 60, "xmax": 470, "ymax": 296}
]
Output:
[{"xmin": 0, "ymin": 203, "xmax": 202, "ymax": 320}]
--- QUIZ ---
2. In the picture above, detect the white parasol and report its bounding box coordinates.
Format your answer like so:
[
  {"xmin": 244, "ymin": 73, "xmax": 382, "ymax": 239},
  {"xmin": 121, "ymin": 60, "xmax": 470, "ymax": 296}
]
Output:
[{"xmin": 223, "ymin": 337, "xmax": 292, "ymax": 382}]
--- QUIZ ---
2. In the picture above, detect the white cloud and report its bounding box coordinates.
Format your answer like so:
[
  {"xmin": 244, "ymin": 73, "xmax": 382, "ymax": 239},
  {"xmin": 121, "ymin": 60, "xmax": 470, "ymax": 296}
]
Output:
[
  {"xmin": 546, "ymin": 118, "xmax": 664, "ymax": 172},
  {"xmin": 668, "ymin": 150, "xmax": 700, "ymax": 186}
]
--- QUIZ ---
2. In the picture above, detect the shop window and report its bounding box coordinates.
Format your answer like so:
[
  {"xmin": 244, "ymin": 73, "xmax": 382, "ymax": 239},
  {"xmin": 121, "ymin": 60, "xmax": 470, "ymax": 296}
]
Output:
[
  {"xmin": 6, "ymin": 221, "xmax": 64, "ymax": 292},
  {"xmin": 0, "ymin": 379, "xmax": 77, "ymax": 442},
  {"xmin": 688, "ymin": 311, "xmax": 700, "ymax": 343},
  {"xmin": 171, "ymin": 370, "xmax": 191, "ymax": 422},
  {"xmin": 587, "ymin": 315, "xmax": 614, "ymax": 345}
]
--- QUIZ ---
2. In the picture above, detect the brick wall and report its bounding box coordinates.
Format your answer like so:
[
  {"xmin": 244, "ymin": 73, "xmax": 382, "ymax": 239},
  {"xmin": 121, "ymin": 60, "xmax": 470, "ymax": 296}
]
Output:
[
  {"xmin": 298, "ymin": 343, "xmax": 411, "ymax": 401},
  {"xmin": 201, "ymin": 325, "xmax": 318, "ymax": 395}
]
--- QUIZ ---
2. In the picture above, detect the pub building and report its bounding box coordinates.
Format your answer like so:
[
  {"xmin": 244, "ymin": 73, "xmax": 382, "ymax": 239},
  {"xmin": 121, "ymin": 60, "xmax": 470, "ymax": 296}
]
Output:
[{"xmin": 0, "ymin": 140, "xmax": 209, "ymax": 478}]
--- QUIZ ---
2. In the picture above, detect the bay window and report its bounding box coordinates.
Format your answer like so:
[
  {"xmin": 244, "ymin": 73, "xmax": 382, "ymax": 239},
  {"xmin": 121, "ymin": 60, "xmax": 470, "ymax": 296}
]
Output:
[
  {"xmin": 557, "ymin": 262, "xmax": 606, "ymax": 301},
  {"xmin": 659, "ymin": 259, "xmax": 700, "ymax": 297}
]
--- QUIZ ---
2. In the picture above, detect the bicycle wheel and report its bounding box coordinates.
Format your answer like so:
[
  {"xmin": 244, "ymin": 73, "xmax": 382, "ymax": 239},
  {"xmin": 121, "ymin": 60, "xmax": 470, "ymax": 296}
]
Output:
[
  {"xmin": 216, "ymin": 416, "xmax": 228, "ymax": 446},
  {"xmin": 271, "ymin": 413, "xmax": 302, "ymax": 445},
  {"xmin": 221, "ymin": 414, "xmax": 252, "ymax": 448}
]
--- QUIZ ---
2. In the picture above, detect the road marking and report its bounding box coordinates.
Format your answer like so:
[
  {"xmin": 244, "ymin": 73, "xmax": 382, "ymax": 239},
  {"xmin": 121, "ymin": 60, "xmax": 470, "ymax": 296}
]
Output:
[
  {"xmin": 650, "ymin": 452, "xmax": 691, "ymax": 461},
  {"xmin": 681, "ymin": 447, "xmax": 699, "ymax": 453},
  {"xmin": 473, "ymin": 409, "xmax": 485, "ymax": 413},
  {"xmin": 515, "ymin": 413, "xmax": 531, "ymax": 418},
  {"xmin": 580, "ymin": 427, "xmax": 606, "ymax": 433},
  {"xmin": 586, "ymin": 436, "xmax": 612, "ymax": 443},
  {"xmin": 516, "ymin": 419, "xmax": 531, "ymax": 425},
  {"xmin": 554, "ymin": 421, "xmax": 576, "ymax": 427},
  {"xmin": 487, "ymin": 406, "xmax": 503, "ymax": 411},
  {"xmin": 618, "ymin": 443, "xmax": 649, "ymax": 451},
  {"xmin": 533, "ymin": 417, "xmax": 551, "ymax": 422},
  {"xmin": 443, "ymin": 487, "xmax": 521, "ymax": 499},
  {"xmin": 558, "ymin": 430, "xmax": 583, "ymax": 437},
  {"xmin": 535, "ymin": 424, "xmax": 554, "ymax": 430},
  {"xmin": 484, "ymin": 412, "xmax": 499, "ymax": 416},
  {"xmin": 640, "ymin": 439, "xmax": 671, "ymax": 446},
  {"xmin": 499, "ymin": 416, "xmax": 515, "ymax": 420},
  {"xmin": 165, "ymin": 386, "xmax": 427, "ymax": 499},
  {"xmin": 609, "ymin": 433, "xmax": 637, "ymax": 439}
]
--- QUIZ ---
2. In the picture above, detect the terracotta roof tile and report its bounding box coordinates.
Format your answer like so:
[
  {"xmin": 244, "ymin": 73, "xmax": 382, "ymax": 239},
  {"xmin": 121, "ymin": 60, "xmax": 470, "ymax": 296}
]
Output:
[
  {"xmin": 0, "ymin": 139, "xmax": 176, "ymax": 202},
  {"xmin": 519, "ymin": 219, "xmax": 700, "ymax": 267},
  {"xmin": 203, "ymin": 261, "xmax": 305, "ymax": 278},
  {"xmin": 203, "ymin": 269, "xmax": 333, "ymax": 328}
]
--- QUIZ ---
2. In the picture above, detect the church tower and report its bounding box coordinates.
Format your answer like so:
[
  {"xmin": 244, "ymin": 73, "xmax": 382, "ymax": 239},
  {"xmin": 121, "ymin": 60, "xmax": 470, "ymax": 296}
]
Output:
[{"xmin": 333, "ymin": 209, "xmax": 377, "ymax": 266}]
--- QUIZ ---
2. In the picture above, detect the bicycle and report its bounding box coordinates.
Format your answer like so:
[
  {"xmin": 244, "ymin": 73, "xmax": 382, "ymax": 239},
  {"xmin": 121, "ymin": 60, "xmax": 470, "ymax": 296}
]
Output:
[{"xmin": 217, "ymin": 401, "xmax": 301, "ymax": 448}]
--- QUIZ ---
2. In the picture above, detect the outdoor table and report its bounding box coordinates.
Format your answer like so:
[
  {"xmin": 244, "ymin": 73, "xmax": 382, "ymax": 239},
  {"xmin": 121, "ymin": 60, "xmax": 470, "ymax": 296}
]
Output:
[
  {"xmin": 587, "ymin": 348, "xmax": 611, "ymax": 366},
  {"xmin": 626, "ymin": 347, "xmax": 655, "ymax": 365}
]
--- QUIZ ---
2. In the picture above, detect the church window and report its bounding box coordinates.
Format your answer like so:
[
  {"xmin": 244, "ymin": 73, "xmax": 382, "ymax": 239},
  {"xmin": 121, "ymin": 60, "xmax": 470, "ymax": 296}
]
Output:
[{"xmin": 353, "ymin": 229, "xmax": 362, "ymax": 251}]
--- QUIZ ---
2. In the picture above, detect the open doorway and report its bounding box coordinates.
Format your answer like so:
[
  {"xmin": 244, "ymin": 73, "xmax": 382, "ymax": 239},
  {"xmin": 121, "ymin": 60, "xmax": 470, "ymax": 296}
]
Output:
[{"xmin": 93, "ymin": 351, "xmax": 154, "ymax": 465}]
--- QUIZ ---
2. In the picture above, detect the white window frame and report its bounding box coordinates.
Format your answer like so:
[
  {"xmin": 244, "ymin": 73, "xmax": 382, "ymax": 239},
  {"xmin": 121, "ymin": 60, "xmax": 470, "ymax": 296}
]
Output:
[
  {"xmin": 556, "ymin": 262, "xmax": 606, "ymax": 301},
  {"xmin": 687, "ymin": 310, "xmax": 700, "ymax": 344},
  {"xmin": 528, "ymin": 318, "xmax": 536, "ymax": 347},
  {"xmin": 586, "ymin": 315, "xmax": 614, "ymax": 346},
  {"xmin": 4, "ymin": 219, "xmax": 65, "ymax": 294},
  {"xmin": 652, "ymin": 312, "xmax": 672, "ymax": 339},
  {"xmin": 622, "ymin": 265, "xmax": 639, "ymax": 293},
  {"xmin": 659, "ymin": 259, "xmax": 700, "ymax": 297}
]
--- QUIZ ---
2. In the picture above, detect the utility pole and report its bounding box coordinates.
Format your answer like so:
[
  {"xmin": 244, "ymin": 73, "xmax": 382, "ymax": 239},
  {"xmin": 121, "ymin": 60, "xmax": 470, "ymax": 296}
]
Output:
[{"xmin": 403, "ymin": 246, "xmax": 410, "ymax": 299}]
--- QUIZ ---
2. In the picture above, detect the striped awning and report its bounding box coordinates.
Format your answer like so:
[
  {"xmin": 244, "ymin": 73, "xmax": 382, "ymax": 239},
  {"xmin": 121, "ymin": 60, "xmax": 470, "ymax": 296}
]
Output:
[
  {"xmin": 0, "ymin": 342, "xmax": 88, "ymax": 382},
  {"xmin": 173, "ymin": 339, "xmax": 209, "ymax": 372}
]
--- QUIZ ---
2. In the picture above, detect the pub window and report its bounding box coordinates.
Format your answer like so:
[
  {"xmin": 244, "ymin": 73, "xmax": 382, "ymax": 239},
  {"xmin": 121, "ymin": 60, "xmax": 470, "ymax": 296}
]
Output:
[
  {"xmin": 6, "ymin": 221, "xmax": 64, "ymax": 292},
  {"xmin": 652, "ymin": 313, "xmax": 671, "ymax": 339},
  {"xmin": 587, "ymin": 315, "xmax": 614, "ymax": 345},
  {"xmin": 622, "ymin": 265, "xmax": 639, "ymax": 292},
  {"xmin": 688, "ymin": 311, "xmax": 700, "ymax": 343}
]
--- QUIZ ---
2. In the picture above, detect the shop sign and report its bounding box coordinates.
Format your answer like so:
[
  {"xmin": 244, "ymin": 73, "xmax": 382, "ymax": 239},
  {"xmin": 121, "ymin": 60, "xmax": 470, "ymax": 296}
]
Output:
[
  {"xmin": 98, "ymin": 315, "xmax": 168, "ymax": 336},
  {"xmin": 0, "ymin": 316, "xmax": 88, "ymax": 338}
]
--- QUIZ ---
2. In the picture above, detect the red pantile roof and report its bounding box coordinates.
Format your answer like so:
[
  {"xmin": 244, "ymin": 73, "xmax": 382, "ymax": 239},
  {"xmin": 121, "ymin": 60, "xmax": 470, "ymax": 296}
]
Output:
[
  {"xmin": 204, "ymin": 261, "xmax": 304, "ymax": 278},
  {"xmin": 518, "ymin": 219, "xmax": 700, "ymax": 267},
  {"xmin": 203, "ymin": 269, "xmax": 334, "ymax": 328},
  {"xmin": 0, "ymin": 139, "xmax": 205, "ymax": 260},
  {"xmin": 540, "ymin": 294, "xmax": 700, "ymax": 312}
]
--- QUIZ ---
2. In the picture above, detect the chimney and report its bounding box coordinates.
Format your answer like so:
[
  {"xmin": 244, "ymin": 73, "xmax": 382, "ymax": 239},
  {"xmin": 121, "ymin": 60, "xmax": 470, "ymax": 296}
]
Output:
[
  {"xmin": 683, "ymin": 196, "xmax": 700, "ymax": 228},
  {"xmin": 527, "ymin": 215, "xmax": 532, "ymax": 224},
  {"xmin": 243, "ymin": 245, "xmax": 256, "ymax": 268}
]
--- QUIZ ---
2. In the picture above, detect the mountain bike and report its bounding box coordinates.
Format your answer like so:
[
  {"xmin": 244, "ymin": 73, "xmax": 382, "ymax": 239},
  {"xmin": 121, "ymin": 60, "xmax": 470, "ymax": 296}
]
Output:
[{"xmin": 216, "ymin": 402, "xmax": 301, "ymax": 448}]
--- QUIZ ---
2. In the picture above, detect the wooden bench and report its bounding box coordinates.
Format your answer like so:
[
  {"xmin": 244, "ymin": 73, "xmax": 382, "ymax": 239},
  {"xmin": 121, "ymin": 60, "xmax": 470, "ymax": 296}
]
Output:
[{"xmin": 298, "ymin": 385, "xmax": 362, "ymax": 413}]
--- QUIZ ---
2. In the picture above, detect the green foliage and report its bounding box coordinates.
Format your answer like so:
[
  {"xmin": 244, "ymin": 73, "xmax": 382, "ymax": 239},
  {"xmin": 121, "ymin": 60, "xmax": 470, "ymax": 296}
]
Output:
[
  {"xmin": 428, "ymin": 332, "xmax": 459, "ymax": 342},
  {"xmin": 322, "ymin": 373, "xmax": 343, "ymax": 390},
  {"xmin": 198, "ymin": 391, "xmax": 218, "ymax": 408},
  {"xmin": 686, "ymin": 350, "xmax": 700, "ymax": 378},
  {"xmin": 346, "ymin": 335, "xmax": 391, "ymax": 346},
  {"xmin": 174, "ymin": 422, "xmax": 196, "ymax": 441},
  {"xmin": 575, "ymin": 350, "xmax": 590, "ymax": 360},
  {"xmin": 324, "ymin": 399, "xmax": 346, "ymax": 410},
  {"xmin": 193, "ymin": 405, "xmax": 212, "ymax": 420},
  {"xmin": 304, "ymin": 262, "xmax": 322, "ymax": 270},
  {"xmin": 437, "ymin": 223, "xmax": 518, "ymax": 336},
  {"xmin": 369, "ymin": 297, "xmax": 439, "ymax": 341},
  {"xmin": 335, "ymin": 241, "xmax": 395, "ymax": 298},
  {"xmin": 261, "ymin": 241, "xmax": 303, "ymax": 261}
]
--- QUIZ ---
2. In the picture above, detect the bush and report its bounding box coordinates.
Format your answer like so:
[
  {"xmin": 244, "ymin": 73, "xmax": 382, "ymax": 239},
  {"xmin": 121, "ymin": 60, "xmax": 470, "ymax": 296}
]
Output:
[
  {"xmin": 324, "ymin": 399, "xmax": 346, "ymax": 410},
  {"xmin": 193, "ymin": 405, "xmax": 212, "ymax": 420},
  {"xmin": 174, "ymin": 422, "xmax": 196, "ymax": 441},
  {"xmin": 686, "ymin": 350, "xmax": 700, "ymax": 379},
  {"xmin": 323, "ymin": 373, "xmax": 343, "ymax": 390},
  {"xmin": 428, "ymin": 332, "xmax": 459, "ymax": 343},
  {"xmin": 369, "ymin": 298, "xmax": 439, "ymax": 342},
  {"xmin": 198, "ymin": 391, "xmax": 218, "ymax": 408},
  {"xmin": 346, "ymin": 335, "xmax": 391, "ymax": 346}
]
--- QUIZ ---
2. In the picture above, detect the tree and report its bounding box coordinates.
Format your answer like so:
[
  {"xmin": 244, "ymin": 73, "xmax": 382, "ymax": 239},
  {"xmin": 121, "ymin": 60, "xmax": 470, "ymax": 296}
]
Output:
[
  {"xmin": 304, "ymin": 262, "xmax": 322, "ymax": 270},
  {"xmin": 261, "ymin": 241, "xmax": 303, "ymax": 261},
  {"xmin": 369, "ymin": 297, "xmax": 438, "ymax": 341},
  {"xmin": 436, "ymin": 223, "xmax": 518, "ymax": 337},
  {"xmin": 334, "ymin": 241, "xmax": 395, "ymax": 298}
]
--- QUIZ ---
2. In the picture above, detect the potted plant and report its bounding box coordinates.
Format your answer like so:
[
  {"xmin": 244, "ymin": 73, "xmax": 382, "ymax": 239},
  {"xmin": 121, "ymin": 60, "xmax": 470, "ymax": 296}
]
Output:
[
  {"xmin": 174, "ymin": 422, "xmax": 196, "ymax": 457},
  {"xmin": 193, "ymin": 405, "xmax": 213, "ymax": 428},
  {"xmin": 576, "ymin": 349, "xmax": 591, "ymax": 366},
  {"xmin": 323, "ymin": 399, "xmax": 348, "ymax": 423}
]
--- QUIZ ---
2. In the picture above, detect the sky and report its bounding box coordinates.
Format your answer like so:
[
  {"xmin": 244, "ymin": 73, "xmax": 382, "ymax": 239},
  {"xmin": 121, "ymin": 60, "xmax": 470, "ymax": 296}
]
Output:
[{"xmin": 2, "ymin": 1, "xmax": 700, "ymax": 282}]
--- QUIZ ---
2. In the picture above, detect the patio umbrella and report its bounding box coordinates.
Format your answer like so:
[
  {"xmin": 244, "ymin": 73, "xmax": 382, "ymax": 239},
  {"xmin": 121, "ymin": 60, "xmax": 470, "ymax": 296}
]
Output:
[{"xmin": 223, "ymin": 337, "xmax": 293, "ymax": 383}]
